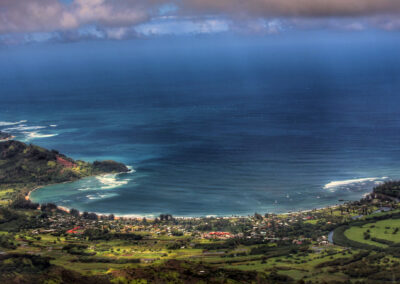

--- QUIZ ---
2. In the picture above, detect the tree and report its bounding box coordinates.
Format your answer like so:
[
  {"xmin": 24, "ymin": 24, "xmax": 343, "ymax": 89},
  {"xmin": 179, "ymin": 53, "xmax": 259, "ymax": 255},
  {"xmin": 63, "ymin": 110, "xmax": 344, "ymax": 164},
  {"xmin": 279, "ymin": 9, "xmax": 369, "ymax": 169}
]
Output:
[
  {"xmin": 41, "ymin": 203, "xmax": 57, "ymax": 212},
  {"xmin": 159, "ymin": 214, "xmax": 174, "ymax": 221},
  {"xmin": 12, "ymin": 197, "xmax": 39, "ymax": 210},
  {"xmin": 254, "ymin": 213, "xmax": 263, "ymax": 221},
  {"xmin": 87, "ymin": 212, "xmax": 98, "ymax": 220},
  {"xmin": 70, "ymin": 208, "xmax": 80, "ymax": 217}
]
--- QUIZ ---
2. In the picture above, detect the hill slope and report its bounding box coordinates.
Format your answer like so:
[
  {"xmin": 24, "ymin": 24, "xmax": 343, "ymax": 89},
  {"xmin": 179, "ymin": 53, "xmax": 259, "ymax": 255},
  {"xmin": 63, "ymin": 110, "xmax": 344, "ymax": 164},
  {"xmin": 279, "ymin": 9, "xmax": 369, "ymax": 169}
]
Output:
[{"xmin": 0, "ymin": 140, "xmax": 129, "ymax": 185}]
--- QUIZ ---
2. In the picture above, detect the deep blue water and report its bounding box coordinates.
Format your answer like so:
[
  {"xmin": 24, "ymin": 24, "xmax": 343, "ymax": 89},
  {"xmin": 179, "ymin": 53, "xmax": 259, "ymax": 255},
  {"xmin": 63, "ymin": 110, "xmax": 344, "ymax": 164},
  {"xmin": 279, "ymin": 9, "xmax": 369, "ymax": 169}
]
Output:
[{"xmin": 2, "ymin": 34, "xmax": 400, "ymax": 216}]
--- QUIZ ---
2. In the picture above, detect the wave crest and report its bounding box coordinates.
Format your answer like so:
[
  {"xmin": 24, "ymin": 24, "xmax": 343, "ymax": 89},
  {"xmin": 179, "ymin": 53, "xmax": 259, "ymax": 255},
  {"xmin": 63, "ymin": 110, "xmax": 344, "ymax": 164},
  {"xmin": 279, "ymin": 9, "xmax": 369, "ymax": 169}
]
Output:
[
  {"xmin": 3, "ymin": 125, "xmax": 46, "ymax": 131},
  {"xmin": 23, "ymin": 131, "xmax": 58, "ymax": 139},
  {"xmin": 96, "ymin": 174, "xmax": 131, "ymax": 190},
  {"xmin": 86, "ymin": 193, "xmax": 118, "ymax": 200},
  {"xmin": 1, "ymin": 120, "xmax": 58, "ymax": 141},
  {"xmin": 0, "ymin": 120, "xmax": 27, "ymax": 126},
  {"xmin": 324, "ymin": 177, "xmax": 388, "ymax": 191}
]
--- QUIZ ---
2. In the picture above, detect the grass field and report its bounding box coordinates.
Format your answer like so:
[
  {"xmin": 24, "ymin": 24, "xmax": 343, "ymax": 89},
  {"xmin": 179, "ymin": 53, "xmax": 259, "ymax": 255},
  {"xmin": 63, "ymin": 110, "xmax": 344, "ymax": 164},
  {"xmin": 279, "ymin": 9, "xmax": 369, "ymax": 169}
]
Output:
[
  {"xmin": 344, "ymin": 218, "xmax": 400, "ymax": 248},
  {"xmin": 1, "ymin": 224, "xmax": 360, "ymax": 282},
  {"xmin": 0, "ymin": 188, "xmax": 14, "ymax": 205}
]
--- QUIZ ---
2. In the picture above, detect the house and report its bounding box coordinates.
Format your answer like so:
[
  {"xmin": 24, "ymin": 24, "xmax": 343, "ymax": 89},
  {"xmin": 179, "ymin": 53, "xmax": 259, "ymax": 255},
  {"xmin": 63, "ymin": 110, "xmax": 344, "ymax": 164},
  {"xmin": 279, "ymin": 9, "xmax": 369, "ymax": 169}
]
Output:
[{"xmin": 205, "ymin": 232, "xmax": 233, "ymax": 239}]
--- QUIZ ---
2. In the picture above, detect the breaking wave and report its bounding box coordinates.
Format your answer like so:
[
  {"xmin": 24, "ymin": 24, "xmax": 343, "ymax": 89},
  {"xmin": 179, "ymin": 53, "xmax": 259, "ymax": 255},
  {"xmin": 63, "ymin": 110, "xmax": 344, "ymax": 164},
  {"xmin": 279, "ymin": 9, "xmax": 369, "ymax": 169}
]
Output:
[
  {"xmin": 3, "ymin": 125, "xmax": 46, "ymax": 131},
  {"xmin": 23, "ymin": 131, "xmax": 58, "ymax": 140},
  {"xmin": 96, "ymin": 173, "xmax": 132, "ymax": 190},
  {"xmin": 0, "ymin": 120, "xmax": 58, "ymax": 141},
  {"xmin": 324, "ymin": 177, "xmax": 388, "ymax": 191},
  {"xmin": 127, "ymin": 165, "xmax": 136, "ymax": 173},
  {"xmin": 86, "ymin": 193, "xmax": 118, "ymax": 200},
  {"xmin": 0, "ymin": 120, "xmax": 27, "ymax": 126}
]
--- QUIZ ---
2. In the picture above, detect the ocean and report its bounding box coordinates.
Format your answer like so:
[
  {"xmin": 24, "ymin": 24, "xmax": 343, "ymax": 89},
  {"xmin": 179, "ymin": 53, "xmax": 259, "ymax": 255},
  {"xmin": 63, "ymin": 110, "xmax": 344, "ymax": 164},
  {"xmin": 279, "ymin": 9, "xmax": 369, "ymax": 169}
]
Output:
[{"xmin": 1, "ymin": 33, "xmax": 400, "ymax": 217}]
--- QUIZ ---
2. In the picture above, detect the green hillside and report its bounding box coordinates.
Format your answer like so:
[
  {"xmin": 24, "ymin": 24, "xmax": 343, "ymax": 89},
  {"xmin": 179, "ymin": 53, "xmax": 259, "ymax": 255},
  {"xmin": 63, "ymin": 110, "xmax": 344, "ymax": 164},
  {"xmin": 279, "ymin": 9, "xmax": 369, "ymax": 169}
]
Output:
[
  {"xmin": 0, "ymin": 140, "xmax": 129, "ymax": 185},
  {"xmin": 0, "ymin": 141, "xmax": 400, "ymax": 283}
]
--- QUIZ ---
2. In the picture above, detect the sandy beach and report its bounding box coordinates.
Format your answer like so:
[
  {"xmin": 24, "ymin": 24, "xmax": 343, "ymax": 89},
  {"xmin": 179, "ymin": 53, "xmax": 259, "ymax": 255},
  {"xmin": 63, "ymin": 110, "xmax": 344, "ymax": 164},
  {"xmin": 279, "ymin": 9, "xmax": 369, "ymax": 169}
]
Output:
[{"xmin": 26, "ymin": 181, "xmax": 347, "ymax": 221}]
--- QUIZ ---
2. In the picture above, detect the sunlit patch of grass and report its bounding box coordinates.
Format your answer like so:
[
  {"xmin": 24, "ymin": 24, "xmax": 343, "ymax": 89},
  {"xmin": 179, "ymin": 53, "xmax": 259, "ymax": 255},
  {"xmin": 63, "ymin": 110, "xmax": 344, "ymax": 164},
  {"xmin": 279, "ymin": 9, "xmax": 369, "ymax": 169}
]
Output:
[{"xmin": 345, "ymin": 218, "xmax": 400, "ymax": 248}]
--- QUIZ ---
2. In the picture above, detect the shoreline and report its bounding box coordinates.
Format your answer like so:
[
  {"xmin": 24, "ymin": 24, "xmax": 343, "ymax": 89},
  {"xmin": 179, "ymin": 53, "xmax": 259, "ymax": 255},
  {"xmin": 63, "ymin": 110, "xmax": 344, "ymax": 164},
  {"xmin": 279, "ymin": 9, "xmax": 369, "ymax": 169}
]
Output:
[
  {"xmin": 27, "ymin": 179, "xmax": 353, "ymax": 220},
  {"xmin": 8, "ymin": 139, "xmax": 385, "ymax": 221},
  {"xmin": 25, "ymin": 168, "xmax": 385, "ymax": 220}
]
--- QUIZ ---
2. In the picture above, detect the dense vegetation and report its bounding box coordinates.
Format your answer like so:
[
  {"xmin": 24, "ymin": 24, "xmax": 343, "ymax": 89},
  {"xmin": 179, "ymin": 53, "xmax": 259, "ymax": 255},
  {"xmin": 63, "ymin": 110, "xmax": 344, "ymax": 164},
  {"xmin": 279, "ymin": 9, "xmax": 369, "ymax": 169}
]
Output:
[
  {"xmin": 373, "ymin": 181, "xmax": 400, "ymax": 199},
  {"xmin": 0, "ymin": 140, "xmax": 129, "ymax": 185},
  {"xmin": 1, "ymin": 140, "xmax": 400, "ymax": 283}
]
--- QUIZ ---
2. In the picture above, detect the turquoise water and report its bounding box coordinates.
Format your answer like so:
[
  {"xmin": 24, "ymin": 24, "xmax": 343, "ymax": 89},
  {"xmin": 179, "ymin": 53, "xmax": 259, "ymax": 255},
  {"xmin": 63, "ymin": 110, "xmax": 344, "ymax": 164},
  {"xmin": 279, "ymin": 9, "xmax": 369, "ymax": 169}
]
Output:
[{"xmin": 2, "ymin": 35, "xmax": 400, "ymax": 216}]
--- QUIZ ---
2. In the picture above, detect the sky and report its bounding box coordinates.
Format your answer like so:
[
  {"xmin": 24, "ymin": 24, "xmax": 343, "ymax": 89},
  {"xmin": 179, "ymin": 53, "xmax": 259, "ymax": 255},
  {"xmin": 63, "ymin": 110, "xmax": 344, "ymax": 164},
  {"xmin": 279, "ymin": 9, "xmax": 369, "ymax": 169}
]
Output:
[{"xmin": 0, "ymin": 0, "xmax": 400, "ymax": 44}]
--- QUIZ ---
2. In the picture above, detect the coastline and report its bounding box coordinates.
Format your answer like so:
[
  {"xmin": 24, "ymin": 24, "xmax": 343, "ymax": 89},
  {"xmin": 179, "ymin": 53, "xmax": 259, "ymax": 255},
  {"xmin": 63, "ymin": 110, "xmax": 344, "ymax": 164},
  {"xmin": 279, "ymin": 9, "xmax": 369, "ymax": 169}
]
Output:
[
  {"xmin": 26, "ymin": 171, "xmax": 150, "ymax": 220},
  {"xmin": 24, "ymin": 160, "xmax": 375, "ymax": 220},
  {"xmin": 27, "ymin": 177, "xmax": 350, "ymax": 220},
  {"xmin": 3, "ymin": 139, "xmax": 388, "ymax": 221},
  {"xmin": 25, "ymin": 166, "xmax": 383, "ymax": 220}
]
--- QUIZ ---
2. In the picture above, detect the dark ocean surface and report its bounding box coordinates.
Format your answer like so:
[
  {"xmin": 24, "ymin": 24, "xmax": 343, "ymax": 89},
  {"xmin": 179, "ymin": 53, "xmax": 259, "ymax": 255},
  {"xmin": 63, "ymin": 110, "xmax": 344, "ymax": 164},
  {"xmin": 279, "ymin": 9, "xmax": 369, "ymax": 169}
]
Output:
[{"xmin": 2, "ymin": 34, "xmax": 400, "ymax": 216}]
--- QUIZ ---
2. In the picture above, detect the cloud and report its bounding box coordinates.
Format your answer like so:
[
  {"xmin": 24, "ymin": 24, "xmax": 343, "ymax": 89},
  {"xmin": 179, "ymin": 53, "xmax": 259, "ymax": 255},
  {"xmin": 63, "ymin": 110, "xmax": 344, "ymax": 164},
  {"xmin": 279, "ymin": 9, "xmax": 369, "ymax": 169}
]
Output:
[
  {"xmin": 180, "ymin": 0, "xmax": 400, "ymax": 18},
  {"xmin": 135, "ymin": 17, "xmax": 230, "ymax": 36},
  {"xmin": 0, "ymin": 0, "xmax": 149, "ymax": 34},
  {"xmin": 369, "ymin": 16, "xmax": 400, "ymax": 31},
  {"xmin": 1, "ymin": 0, "xmax": 400, "ymax": 41},
  {"xmin": 0, "ymin": 0, "xmax": 64, "ymax": 33}
]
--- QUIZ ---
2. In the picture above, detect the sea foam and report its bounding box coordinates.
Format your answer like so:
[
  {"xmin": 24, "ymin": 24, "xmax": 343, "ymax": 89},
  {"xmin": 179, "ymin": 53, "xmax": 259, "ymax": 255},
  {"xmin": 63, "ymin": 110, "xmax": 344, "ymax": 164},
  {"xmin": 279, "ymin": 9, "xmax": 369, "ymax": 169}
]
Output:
[
  {"xmin": 96, "ymin": 174, "xmax": 131, "ymax": 190},
  {"xmin": 324, "ymin": 177, "xmax": 388, "ymax": 191},
  {"xmin": 127, "ymin": 165, "xmax": 136, "ymax": 173},
  {"xmin": 77, "ymin": 187, "xmax": 92, "ymax": 191},
  {"xmin": 0, "ymin": 120, "xmax": 27, "ymax": 126},
  {"xmin": 86, "ymin": 193, "xmax": 118, "ymax": 200},
  {"xmin": 1, "ymin": 121, "xmax": 58, "ymax": 141},
  {"xmin": 3, "ymin": 125, "xmax": 46, "ymax": 131},
  {"xmin": 24, "ymin": 131, "xmax": 58, "ymax": 139}
]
